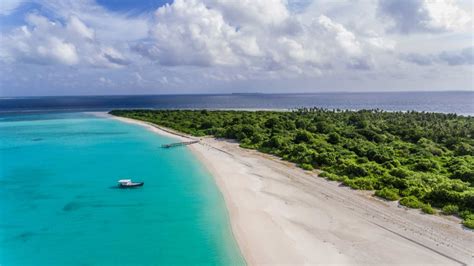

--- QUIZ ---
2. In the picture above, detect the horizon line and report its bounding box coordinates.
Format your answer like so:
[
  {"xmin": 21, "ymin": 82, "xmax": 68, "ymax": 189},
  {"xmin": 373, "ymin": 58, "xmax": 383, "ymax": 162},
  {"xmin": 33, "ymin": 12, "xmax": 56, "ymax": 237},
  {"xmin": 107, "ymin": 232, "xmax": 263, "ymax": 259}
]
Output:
[{"xmin": 1, "ymin": 90, "xmax": 473, "ymax": 99}]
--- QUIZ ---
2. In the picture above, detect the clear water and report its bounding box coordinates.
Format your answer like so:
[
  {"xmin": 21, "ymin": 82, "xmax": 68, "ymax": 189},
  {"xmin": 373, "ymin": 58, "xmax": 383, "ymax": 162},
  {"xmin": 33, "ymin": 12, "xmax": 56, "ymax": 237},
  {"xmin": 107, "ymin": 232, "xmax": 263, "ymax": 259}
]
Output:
[
  {"xmin": 0, "ymin": 112, "xmax": 245, "ymax": 265},
  {"xmin": 1, "ymin": 91, "xmax": 472, "ymax": 115}
]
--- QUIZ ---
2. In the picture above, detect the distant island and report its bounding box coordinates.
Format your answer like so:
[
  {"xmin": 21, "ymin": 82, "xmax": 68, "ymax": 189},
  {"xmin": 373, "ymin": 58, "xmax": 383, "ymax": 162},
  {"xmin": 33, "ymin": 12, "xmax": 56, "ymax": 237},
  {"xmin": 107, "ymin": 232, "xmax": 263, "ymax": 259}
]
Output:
[
  {"xmin": 111, "ymin": 109, "xmax": 474, "ymax": 229},
  {"xmin": 230, "ymin": 92, "xmax": 265, "ymax": 95}
]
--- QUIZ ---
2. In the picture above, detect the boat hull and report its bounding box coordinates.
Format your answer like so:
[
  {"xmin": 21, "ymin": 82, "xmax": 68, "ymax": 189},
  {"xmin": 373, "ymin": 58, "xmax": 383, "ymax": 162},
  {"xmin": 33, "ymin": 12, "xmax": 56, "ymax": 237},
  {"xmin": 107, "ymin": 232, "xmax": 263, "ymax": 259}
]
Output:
[{"xmin": 118, "ymin": 182, "xmax": 144, "ymax": 188}]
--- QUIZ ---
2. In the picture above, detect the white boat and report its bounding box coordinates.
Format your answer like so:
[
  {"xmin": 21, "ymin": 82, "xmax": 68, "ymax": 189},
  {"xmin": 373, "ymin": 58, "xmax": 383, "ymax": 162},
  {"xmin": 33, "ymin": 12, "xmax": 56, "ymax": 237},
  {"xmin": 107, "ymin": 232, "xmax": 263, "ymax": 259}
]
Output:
[{"xmin": 118, "ymin": 179, "xmax": 144, "ymax": 188}]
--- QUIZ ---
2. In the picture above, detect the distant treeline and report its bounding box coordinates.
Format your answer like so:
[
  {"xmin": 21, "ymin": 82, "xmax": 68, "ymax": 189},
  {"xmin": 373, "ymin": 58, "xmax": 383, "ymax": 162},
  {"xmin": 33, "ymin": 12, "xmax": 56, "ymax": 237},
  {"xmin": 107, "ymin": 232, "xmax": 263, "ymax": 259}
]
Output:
[{"xmin": 110, "ymin": 109, "xmax": 474, "ymax": 229}]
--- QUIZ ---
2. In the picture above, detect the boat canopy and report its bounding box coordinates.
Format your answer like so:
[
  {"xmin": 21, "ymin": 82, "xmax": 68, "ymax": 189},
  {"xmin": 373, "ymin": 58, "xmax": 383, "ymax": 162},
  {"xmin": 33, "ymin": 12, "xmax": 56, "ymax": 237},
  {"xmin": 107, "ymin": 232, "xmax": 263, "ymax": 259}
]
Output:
[{"xmin": 118, "ymin": 179, "xmax": 132, "ymax": 183}]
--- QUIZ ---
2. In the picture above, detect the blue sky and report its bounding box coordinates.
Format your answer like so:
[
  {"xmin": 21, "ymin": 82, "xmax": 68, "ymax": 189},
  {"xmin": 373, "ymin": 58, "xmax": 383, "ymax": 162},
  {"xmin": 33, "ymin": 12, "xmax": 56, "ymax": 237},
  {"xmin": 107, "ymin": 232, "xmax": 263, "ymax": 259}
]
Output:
[
  {"xmin": 96, "ymin": 0, "xmax": 172, "ymax": 12},
  {"xmin": 0, "ymin": 0, "xmax": 472, "ymax": 96}
]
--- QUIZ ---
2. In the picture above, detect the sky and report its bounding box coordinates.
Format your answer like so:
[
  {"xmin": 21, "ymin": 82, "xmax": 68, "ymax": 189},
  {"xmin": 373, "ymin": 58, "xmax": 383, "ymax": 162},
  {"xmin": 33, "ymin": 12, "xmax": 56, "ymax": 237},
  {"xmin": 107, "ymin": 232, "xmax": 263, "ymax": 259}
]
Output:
[{"xmin": 0, "ymin": 0, "xmax": 472, "ymax": 96}]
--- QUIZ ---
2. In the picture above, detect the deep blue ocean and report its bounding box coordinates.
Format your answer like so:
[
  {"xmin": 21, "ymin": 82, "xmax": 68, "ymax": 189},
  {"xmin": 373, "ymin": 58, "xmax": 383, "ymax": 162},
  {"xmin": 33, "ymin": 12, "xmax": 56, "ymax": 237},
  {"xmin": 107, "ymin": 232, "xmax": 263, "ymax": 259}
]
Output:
[{"xmin": 1, "ymin": 91, "xmax": 473, "ymax": 115}]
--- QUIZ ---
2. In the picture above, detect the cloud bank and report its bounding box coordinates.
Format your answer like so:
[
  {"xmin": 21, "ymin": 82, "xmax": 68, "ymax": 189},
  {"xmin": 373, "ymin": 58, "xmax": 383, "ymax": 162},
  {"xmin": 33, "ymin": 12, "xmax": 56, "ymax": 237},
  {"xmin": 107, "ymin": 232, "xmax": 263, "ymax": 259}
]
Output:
[
  {"xmin": 2, "ymin": 14, "xmax": 130, "ymax": 67},
  {"xmin": 401, "ymin": 47, "xmax": 474, "ymax": 66},
  {"xmin": 378, "ymin": 0, "xmax": 472, "ymax": 34},
  {"xmin": 133, "ymin": 0, "xmax": 382, "ymax": 76},
  {"xmin": 0, "ymin": 0, "xmax": 472, "ymax": 96}
]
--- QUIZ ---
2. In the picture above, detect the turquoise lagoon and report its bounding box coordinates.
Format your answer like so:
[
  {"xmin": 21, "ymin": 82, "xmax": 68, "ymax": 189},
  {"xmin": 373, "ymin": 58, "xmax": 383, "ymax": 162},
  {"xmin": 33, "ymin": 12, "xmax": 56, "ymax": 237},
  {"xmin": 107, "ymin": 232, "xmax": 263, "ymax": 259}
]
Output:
[{"xmin": 0, "ymin": 112, "xmax": 245, "ymax": 265}]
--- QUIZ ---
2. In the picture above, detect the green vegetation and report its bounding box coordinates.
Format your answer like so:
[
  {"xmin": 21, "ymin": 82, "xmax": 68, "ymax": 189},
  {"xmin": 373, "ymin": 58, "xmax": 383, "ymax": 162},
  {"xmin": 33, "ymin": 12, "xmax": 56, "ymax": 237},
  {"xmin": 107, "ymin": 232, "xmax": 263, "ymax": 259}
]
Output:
[
  {"xmin": 399, "ymin": 196, "xmax": 424, "ymax": 208},
  {"xmin": 421, "ymin": 204, "xmax": 436, "ymax": 214},
  {"xmin": 375, "ymin": 188, "xmax": 400, "ymax": 201},
  {"xmin": 463, "ymin": 219, "xmax": 474, "ymax": 229},
  {"xmin": 461, "ymin": 212, "xmax": 474, "ymax": 229},
  {"xmin": 110, "ymin": 109, "xmax": 474, "ymax": 227},
  {"xmin": 442, "ymin": 204, "xmax": 459, "ymax": 215}
]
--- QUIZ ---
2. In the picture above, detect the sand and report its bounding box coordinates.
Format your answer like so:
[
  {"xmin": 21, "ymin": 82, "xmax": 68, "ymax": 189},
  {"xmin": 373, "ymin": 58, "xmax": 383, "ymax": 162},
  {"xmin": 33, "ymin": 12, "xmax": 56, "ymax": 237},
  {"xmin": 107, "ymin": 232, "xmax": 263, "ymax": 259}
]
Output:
[{"xmin": 108, "ymin": 114, "xmax": 474, "ymax": 266}]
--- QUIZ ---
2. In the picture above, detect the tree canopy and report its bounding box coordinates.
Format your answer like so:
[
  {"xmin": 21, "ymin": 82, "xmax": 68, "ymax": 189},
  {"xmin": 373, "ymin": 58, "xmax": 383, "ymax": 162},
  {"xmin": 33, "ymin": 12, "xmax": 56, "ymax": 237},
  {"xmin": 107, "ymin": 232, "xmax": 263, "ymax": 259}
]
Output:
[{"xmin": 110, "ymin": 109, "xmax": 474, "ymax": 229}]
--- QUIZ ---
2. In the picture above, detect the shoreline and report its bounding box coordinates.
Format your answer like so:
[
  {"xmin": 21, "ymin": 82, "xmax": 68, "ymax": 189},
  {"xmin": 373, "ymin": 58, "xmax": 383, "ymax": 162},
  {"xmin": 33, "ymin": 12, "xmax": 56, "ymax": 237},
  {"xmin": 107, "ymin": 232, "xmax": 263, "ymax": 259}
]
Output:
[
  {"xmin": 104, "ymin": 113, "xmax": 251, "ymax": 262},
  {"xmin": 107, "ymin": 113, "xmax": 474, "ymax": 265}
]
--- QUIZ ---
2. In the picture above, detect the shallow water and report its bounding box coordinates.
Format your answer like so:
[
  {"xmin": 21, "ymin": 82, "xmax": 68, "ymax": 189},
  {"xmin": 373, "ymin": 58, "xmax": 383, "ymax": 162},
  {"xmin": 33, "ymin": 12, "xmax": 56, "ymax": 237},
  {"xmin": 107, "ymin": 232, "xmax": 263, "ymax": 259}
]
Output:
[{"xmin": 0, "ymin": 112, "xmax": 245, "ymax": 265}]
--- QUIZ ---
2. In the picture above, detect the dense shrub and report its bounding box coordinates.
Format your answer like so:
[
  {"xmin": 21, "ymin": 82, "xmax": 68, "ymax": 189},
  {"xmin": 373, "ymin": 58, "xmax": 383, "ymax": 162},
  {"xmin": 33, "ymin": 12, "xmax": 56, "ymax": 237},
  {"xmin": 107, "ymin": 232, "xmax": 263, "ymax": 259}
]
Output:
[
  {"xmin": 454, "ymin": 142, "xmax": 474, "ymax": 156},
  {"xmin": 442, "ymin": 204, "xmax": 459, "ymax": 215},
  {"xmin": 375, "ymin": 188, "xmax": 400, "ymax": 201},
  {"xmin": 111, "ymin": 109, "xmax": 474, "ymax": 226},
  {"xmin": 294, "ymin": 130, "xmax": 313, "ymax": 144},
  {"xmin": 413, "ymin": 158, "xmax": 439, "ymax": 172},
  {"xmin": 448, "ymin": 157, "xmax": 474, "ymax": 184},
  {"xmin": 421, "ymin": 204, "xmax": 436, "ymax": 214},
  {"xmin": 327, "ymin": 132, "xmax": 341, "ymax": 144},
  {"xmin": 463, "ymin": 219, "xmax": 474, "ymax": 229},
  {"xmin": 400, "ymin": 196, "xmax": 423, "ymax": 209},
  {"xmin": 344, "ymin": 163, "xmax": 369, "ymax": 177},
  {"xmin": 300, "ymin": 163, "xmax": 314, "ymax": 171},
  {"xmin": 319, "ymin": 172, "xmax": 346, "ymax": 182},
  {"xmin": 459, "ymin": 211, "xmax": 473, "ymax": 220},
  {"xmin": 314, "ymin": 152, "xmax": 337, "ymax": 166},
  {"xmin": 344, "ymin": 177, "xmax": 377, "ymax": 190},
  {"xmin": 390, "ymin": 168, "xmax": 410, "ymax": 178}
]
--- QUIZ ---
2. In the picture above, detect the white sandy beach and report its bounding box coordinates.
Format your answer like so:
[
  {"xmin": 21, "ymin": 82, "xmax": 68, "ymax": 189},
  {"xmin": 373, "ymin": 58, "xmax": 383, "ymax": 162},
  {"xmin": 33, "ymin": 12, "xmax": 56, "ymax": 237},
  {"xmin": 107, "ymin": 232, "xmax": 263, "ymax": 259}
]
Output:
[{"xmin": 109, "ymin": 114, "xmax": 474, "ymax": 265}]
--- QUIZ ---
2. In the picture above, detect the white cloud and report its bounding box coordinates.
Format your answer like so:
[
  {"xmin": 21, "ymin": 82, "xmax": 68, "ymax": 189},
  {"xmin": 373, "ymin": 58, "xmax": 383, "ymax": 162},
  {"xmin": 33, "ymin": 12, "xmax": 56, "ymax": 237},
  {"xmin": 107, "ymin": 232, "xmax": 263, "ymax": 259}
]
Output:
[
  {"xmin": 318, "ymin": 15, "xmax": 362, "ymax": 57},
  {"xmin": 1, "ymin": 14, "xmax": 80, "ymax": 65},
  {"xmin": 39, "ymin": 36, "xmax": 79, "ymax": 65},
  {"xmin": 0, "ymin": 0, "xmax": 25, "ymax": 16},
  {"xmin": 136, "ymin": 0, "xmax": 240, "ymax": 66},
  {"xmin": 422, "ymin": 0, "xmax": 472, "ymax": 32},
  {"xmin": 134, "ymin": 0, "xmax": 382, "ymax": 76},
  {"xmin": 0, "ymin": 0, "xmax": 472, "ymax": 95},
  {"xmin": 1, "ymin": 13, "xmax": 129, "ymax": 68},
  {"xmin": 67, "ymin": 16, "xmax": 94, "ymax": 40},
  {"xmin": 99, "ymin": 76, "xmax": 114, "ymax": 86},
  {"xmin": 37, "ymin": 0, "xmax": 149, "ymax": 42},
  {"xmin": 401, "ymin": 47, "xmax": 474, "ymax": 66},
  {"xmin": 378, "ymin": 0, "xmax": 472, "ymax": 34},
  {"xmin": 204, "ymin": 0, "xmax": 290, "ymax": 26}
]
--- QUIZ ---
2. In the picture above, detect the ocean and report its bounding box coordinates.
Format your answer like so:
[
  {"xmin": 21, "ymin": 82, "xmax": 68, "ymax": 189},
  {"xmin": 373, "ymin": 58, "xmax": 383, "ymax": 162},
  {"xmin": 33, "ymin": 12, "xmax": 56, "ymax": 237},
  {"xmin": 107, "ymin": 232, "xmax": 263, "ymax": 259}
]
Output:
[
  {"xmin": 1, "ymin": 91, "xmax": 473, "ymax": 115},
  {"xmin": 0, "ymin": 112, "xmax": 245, "ymax": 265},
  {"xmin": 0, "ymin": 91, "xmax": 472, "ymax": 264}
]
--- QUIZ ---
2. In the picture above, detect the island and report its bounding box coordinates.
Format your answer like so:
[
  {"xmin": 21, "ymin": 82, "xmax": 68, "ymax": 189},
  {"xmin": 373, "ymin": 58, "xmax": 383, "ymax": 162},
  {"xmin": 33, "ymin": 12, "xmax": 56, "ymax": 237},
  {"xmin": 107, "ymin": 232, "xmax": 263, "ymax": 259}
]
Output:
[{"xmin": 110, "ymin": 109, "xmax": 473, "ymax": 265}]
